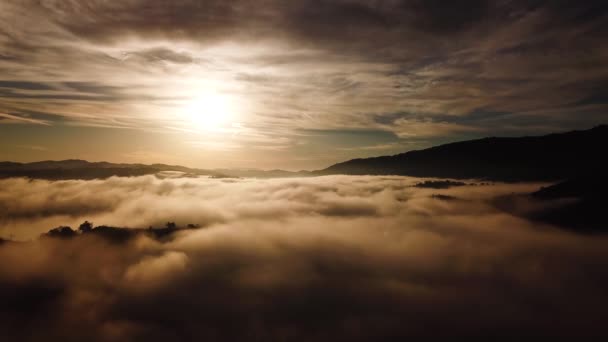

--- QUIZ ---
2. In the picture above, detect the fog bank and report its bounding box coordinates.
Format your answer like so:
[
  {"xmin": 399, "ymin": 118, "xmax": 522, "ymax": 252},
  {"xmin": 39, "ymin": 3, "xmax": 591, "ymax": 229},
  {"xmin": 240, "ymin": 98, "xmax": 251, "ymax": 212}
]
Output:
[{"xmin": 1, "ymin": 175, "xmax": 607, "ymax": 340}]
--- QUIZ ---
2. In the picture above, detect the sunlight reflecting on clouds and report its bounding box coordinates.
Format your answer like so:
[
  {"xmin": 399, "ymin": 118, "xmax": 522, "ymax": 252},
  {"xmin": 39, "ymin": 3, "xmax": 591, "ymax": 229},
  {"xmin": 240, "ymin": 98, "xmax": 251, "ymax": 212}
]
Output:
[{"xmin": 2, "ymin": 175, "xmax": 608, "ymax": 340}]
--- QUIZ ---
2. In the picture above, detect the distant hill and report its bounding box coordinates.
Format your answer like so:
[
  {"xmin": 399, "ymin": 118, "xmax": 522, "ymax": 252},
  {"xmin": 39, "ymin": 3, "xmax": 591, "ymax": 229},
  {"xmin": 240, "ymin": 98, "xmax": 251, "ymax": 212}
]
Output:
[
  {"xmin": 212, "ymin": 168, "xmax": 311, "ymax": 178},
  {"xmin": 2, "ymin": 126, "xmax": 606, "ymax": 181},
  {"xmin": 0, "ymin": 159, "xmax": 306, "ymax": 180},
  {"xmin": 0, "ymin": 159, "xmax": 221, "ymax": 180},
  {"xmin": 530, "ymin": 177, "xmax": 607, "ymax": 232},
  {"xmin": 318, "ymin": 125, "xmax": 608, "ymax": 181},
  {"xmin": 492, "ymin": 177, "xmax": 608, "ymax": 233}
]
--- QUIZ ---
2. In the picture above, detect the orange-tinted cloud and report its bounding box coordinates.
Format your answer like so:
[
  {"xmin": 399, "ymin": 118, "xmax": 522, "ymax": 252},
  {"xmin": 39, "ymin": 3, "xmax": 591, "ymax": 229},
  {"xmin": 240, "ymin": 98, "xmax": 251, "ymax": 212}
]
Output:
[{"xmin": 1, "ymin": 175, "xmax": 608, "ymax": 339}]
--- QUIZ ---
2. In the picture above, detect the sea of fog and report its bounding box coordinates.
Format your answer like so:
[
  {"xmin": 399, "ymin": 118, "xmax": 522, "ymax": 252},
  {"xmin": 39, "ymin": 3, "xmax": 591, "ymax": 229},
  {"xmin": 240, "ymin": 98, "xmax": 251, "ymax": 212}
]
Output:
[{"xmin": 1, "ymin": 175, "xmax": 608, "ymax": 339}]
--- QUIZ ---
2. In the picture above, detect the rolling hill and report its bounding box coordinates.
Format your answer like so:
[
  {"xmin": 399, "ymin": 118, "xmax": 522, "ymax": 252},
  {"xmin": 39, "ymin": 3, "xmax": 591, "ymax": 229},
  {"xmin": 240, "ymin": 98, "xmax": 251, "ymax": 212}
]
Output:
[{"xmin": 318, "ymin": 125, "xmax": 608, "ymax": 181}]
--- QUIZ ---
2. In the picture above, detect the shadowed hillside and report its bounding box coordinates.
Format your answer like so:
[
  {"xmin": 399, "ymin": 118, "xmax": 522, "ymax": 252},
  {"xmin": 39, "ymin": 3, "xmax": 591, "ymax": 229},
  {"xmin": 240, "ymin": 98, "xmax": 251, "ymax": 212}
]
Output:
[
  {"xmin": 3, "ymin": 126, "xmax": 606, "ymax": 181},
  {"xmin": 529, "ymin": 177, "xmax": 608, "ymax": 232},
  {"xmin": 319, "ymin": 125, "xmax": 608, "ymax": 181}
]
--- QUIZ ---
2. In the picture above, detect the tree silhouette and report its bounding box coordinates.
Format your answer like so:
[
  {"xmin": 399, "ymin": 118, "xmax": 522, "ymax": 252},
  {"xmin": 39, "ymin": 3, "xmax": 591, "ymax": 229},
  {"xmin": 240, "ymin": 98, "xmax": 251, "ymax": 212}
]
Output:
[
  {"xmin": 46, "ymin": 226, "xmax": 76, "ymax": 238},
  {"xmin": 78, "ymin": 221, "xmax": 93, "ymax": 233}
]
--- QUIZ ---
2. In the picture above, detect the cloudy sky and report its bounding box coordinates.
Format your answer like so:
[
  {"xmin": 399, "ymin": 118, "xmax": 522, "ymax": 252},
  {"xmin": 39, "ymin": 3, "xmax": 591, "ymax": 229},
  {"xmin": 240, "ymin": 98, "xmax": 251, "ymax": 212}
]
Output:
[{"xmin": 1, "ymin": 0, "xmax": 607, "ymax": 169}]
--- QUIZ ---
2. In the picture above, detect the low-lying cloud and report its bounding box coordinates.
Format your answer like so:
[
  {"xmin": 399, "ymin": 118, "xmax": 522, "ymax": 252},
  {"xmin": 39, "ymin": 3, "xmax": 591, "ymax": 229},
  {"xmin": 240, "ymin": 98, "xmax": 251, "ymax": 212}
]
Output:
[{"xmin": 1, "ymin": 175, "xmax": 608, "ymax": 340}]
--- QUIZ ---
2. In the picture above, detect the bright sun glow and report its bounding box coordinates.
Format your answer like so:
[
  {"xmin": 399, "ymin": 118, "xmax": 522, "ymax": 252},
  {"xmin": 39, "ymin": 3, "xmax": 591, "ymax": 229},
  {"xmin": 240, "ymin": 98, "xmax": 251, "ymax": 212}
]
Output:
[{"xmin": 180, "ymin": 91, "xmax": 238, "ymax": 133}]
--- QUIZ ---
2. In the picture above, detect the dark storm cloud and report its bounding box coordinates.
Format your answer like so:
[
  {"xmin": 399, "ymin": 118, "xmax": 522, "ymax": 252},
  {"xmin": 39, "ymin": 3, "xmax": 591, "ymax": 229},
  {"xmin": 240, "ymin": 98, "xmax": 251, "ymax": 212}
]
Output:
[{"xmin": 2, "ymin": 176, "xmax": 608, "ymax": 340}]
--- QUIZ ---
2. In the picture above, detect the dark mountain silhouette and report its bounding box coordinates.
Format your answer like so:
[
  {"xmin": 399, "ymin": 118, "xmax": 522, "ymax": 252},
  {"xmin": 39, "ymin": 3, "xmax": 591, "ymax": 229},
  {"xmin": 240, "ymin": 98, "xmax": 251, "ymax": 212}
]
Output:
[
  {"xmin": 0, "ymin": 160, "xmax": 307, "ymax": 180},
  {"xmin": 2, "ymin": 126, "xmax": 606, "ymax": 181},
  {"xmin": 212, "ymin": 168, "xmax": 311, "ymax": 178},
  {"xmin": 318, "ymin": 125, "xmax": 608, "ymax": 181},
  {"xmin": 491, "ymin": 177, "xmax": 608, "ymax": 233},
  {"xmin": 0, "ymin": 159, "xmax": 218, "ymax": 180},
  {"xmin": 414, "ymin": 180, "xmax": 467, "ymax": 189},
  {"xmin": 529, "ymin": 177, "xmax": 607, "ymax": 232},
  {"xmin": 532, "ymin": 178, "xmax": 607, "ymax": 200}
]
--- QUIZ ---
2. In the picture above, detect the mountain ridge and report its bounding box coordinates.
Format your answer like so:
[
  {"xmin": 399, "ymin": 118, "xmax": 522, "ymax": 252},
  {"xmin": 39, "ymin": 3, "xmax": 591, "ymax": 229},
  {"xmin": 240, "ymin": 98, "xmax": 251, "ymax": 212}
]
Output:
[
  {"xmin": 1, "ymin": 125, "xmax": 606, "ymax": 181},
  {"xmin": 317, "ymin": 125, "xmax": 608, "ymax": 181},
  {"xmin": 0, "ymin": 159, "xmax": 308, "ymax": 180}
]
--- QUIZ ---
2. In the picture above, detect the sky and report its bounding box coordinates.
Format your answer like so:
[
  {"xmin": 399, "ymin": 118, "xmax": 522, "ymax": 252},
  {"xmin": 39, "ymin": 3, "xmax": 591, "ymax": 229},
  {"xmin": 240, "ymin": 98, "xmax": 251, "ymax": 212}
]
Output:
[{"xmin": 1, "ymin": 0, "xmax": 607, "ymax": 170}]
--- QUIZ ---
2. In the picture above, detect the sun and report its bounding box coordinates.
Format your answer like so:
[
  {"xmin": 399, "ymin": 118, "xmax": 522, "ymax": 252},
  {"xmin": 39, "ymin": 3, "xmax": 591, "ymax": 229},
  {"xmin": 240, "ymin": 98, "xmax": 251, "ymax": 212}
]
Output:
[{"xmin": 180, "ymin": 91, "xmax": 237, "ymax": 132}]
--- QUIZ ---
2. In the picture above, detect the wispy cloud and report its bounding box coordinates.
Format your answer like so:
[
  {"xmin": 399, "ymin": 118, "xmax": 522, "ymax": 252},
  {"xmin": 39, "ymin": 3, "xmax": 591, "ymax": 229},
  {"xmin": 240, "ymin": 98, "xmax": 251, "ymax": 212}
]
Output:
[
  {"xmin": 1, "ymin": 1, "xmax": 607, "ymax": 167},
  {"xmin": 16, "ymin": 144, "xmax": 48, "ymax": 151},
  {"xmin": 0, "ymin": 112, "xmax": 51, "ymax": 125}
]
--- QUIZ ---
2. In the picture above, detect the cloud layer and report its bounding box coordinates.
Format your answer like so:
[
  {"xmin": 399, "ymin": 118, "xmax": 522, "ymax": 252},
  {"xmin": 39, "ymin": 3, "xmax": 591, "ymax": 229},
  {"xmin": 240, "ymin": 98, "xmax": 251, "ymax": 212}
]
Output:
[{"xmin": 2, "ymin": 175, "xmax": 608, "ymax": 339}]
